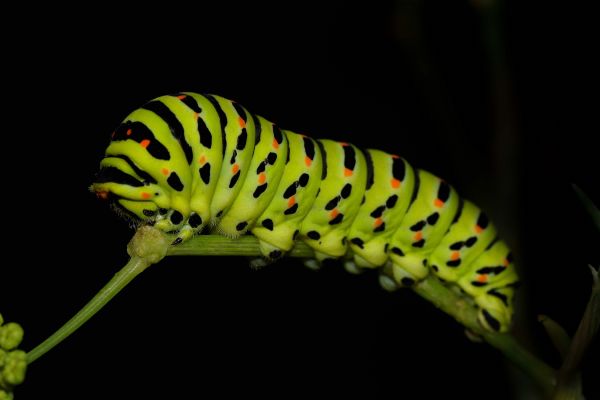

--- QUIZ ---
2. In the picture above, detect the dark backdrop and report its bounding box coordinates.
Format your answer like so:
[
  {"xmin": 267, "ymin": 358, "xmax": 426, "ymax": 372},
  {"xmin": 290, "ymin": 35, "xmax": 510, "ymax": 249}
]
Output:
[{"xmin": 2, "ymin": 1, "xmax": 597, "ymax": 399}]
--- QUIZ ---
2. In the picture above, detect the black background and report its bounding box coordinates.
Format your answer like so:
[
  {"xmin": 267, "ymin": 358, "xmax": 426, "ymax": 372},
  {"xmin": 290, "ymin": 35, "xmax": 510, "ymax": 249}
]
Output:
[{"xmin": 1, "ymin": 1, "xmax": 598, "ymax": 399}]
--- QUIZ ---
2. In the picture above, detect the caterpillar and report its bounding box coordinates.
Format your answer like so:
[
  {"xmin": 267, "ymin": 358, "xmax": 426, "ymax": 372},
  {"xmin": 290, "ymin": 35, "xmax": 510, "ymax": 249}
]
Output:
[{"xmin": 91, "ymin": 92, "xmax": 519, "ymax": 333}]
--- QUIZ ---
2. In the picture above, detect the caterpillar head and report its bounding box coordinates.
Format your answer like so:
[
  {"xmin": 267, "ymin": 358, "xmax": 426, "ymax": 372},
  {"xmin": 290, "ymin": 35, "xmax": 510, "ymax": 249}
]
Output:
[{"xmin": 90, "ymin": 166, "xmax": 163, "ymax": 225}]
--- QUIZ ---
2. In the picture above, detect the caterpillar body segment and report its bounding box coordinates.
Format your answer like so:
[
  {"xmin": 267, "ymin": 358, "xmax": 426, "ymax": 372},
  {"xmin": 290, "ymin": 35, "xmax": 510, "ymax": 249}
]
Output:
[
  {"xmin": 346, "ymin": 151, "xmax": 417, "ymax": 269},
  {"xmin": 298, "ymin": 140, "xmax": 368, "ymax": 260},
  {"xmin": 251, "ymin": 132, "xmax": 323, "ymax": 257}
]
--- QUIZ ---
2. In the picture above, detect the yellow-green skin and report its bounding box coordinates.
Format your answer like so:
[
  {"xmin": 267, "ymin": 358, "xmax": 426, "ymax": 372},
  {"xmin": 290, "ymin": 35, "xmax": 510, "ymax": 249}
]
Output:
[{"xmin": 92, "ymin": 93, "xmax": 519, "ymax": 332}]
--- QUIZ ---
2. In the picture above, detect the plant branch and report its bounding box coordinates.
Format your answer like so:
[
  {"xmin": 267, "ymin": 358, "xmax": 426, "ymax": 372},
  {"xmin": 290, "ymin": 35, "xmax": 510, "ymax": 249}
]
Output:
[
  {"xmin": 26, "ymin": 226, "xmax": 169, "ymax": 364},
  {"xmin": 26, "ymin": 229, "xmax": 556, "ymax": 396},
  {"xmin": 552, "ymin": 265, "xmax": 599, "ymax": 400},
  {"xmin": 26, "ymin": 256, "xmax": 149, "ymax": 364},
  {"xmin": 413, "ymin": 277, "xmax": 556, "ymax": 394},
  {"xmin": 27, "ymin": 257, "xmax": 149, "ymax": 364},
  {"xmin": 167, "ymin": 234, "xmax": 314, "ymax": 258},
  {"xmin": 170, "ymin": 233, "xmax": 557, "ymax": 395}
]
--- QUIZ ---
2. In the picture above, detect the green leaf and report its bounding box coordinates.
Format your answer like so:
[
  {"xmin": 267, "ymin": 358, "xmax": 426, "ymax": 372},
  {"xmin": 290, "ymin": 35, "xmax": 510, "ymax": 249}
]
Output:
[{"xmin": 538, "ymin": 314, "xmax": 571, "ymax": 360}]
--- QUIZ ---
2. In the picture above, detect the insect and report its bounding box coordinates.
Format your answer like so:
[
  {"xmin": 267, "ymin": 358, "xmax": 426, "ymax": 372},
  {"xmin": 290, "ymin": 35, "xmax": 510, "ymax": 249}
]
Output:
[{"xmin": 91, "ymin": 92, "xmax": 519, "ymax": 333}]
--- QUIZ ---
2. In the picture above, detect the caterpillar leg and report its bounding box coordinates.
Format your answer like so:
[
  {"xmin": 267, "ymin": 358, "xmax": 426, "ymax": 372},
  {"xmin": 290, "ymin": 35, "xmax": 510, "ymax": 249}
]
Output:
[
  {"xmin": 154, "ymin": 212, "xmax": 177, "ymax": 232},
  {"xmin": 303, "ymin": 258, "xmax": 322, "ymax": 271},
  {"xmin": 377, "ymin": 261, "xmax": 424, "ymax": 291},
  {"xmin": 152, "ymin": 210, "xmax": 205, "ymax": 245},
  {"xmin": 344, "ymin": 253, "xmax": 377, "ymax": 275},
  {"xmin": 464, "ymin": 329, "xmax": 484, "ymax": 343},
  {"xmin": 154, "ymin": 211, "xmax": 188, "ymax": 244},
  {"xmin": 249, "ymin": 239, "xmax": 286, "ymax": 269},
  {"xmin": 301, "ymin": 249, "xmax": 338, "ymax": 271},
  {"xmin": 378, "ymin": 262, "xmax": 398, "ymax": 292},
  {"xmin": 343, "ymin": 260, "xmax": 363, "ymax": 275},
  {"xmin": 258, "ymin": 239, "xmax": 285, "ymax": 260},
  {"xmin": 390, "ymin": 263, "xmax": 421, "ymax": 287},
  {"xmin": 170, "ymin": 225, "xmax": 195, "ymax": 245},
  {"xmin": 249, "ymin": 257, "xmax": 270, "ymax": 269}
]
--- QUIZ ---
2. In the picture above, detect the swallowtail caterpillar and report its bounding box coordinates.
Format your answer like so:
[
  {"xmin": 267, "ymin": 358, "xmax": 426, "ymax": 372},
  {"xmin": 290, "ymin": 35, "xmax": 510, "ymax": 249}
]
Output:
[{"xmin": 91, "ymin": 92, "xmax": 519, "ymax": 332}]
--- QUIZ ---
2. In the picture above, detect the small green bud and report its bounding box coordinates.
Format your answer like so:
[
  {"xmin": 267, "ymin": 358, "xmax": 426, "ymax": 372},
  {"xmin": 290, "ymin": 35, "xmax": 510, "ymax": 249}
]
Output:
[
  {"xmin": 0, "ymin": 389, "xmax": 14, "ymax": 400},
  {"xmin": 0, "ymin": 317, "xmax": 26, "ymax": 398},
  {"xmin": 2, "ymin": 351, "xmax": 26, "ymax": 386},
  {"xmin": 0, "ymin": 324, "xmax": 23, "ymax": 351}
]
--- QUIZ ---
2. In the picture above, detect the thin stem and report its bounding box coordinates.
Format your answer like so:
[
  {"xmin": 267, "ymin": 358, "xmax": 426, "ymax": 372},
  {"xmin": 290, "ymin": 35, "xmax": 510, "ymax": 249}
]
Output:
[
  {"xmin": 26, "ymin": 231, "xmax": 556, "ymax": 396},
  {"xmin": 413, "ymin": 276, "xmax": 555, "ymax": 394},
  {"xmin": 552, "ymin": 265, "xmax": 599, "ymax": 399},
  {"xmin": 26, "ymin": 256, "xmax": 150, "ymax": 364},
  {"xmin": 27, "ymin": 225, "xmax": 170, "ymax": 364},
  {"xmin": 483, "ymin": 329, "xmax": 557, "ymax": 395},
  {"xmin": 171, "ymin": 234, "xmax": 557, "ymax": 394},
  {"xmin": 167, "ymin": 234, "xmax": 314, "ymax": 258}
]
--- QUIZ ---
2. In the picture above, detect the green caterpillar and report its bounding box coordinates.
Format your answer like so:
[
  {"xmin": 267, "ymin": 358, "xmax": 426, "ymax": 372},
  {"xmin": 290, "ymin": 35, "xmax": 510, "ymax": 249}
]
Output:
[{"xmin": 91, "ymin": 92, "xmax": 519, "ymax": 333}]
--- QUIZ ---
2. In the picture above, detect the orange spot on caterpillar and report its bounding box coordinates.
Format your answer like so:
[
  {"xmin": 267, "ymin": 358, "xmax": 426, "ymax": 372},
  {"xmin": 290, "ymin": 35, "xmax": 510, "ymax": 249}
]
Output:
[
  {"xmin": 126, "ymin": 128, "xmax": 132, "ymax": 136},
  {"xmin": 96, "ymin": 191, "xmax": 109, "ymax": 200},
  {"xmin": 344, "ymin": 168, "xmax": 353, "ymax": 177},
  {"xmin": 450, "ymin": 251, "xmax": 460, "ymax": 261},
  {"xmin": 413, "ymin": 231, "xmax": 423, "ymax": 241},
  {"xmin": 339, "ymin": 142, "xmax": 349, "ymax": 147},
  {"xmin": 391, "ymin": 154, "xmax": 400, "ymax": 159},
  {"xmin": 434, "ymin": 198, "xmax": 444, "ymax": 208},
  {"xmin": 177, "ymin": 95, "xmax": 186, "ymax": 100},
  {"xmin": 272, "ymin": 138, "xmax": 279, "ymax": 149},
  {"xmin": 258, "ymin": 173, "xmax": 266, "ymax": 184},
  {"xmin": 391, "ymin": 179, "xmax": 401, "ymax": 188},
  {"xmin": 288, "ymin": 196, "xmax": 296, "ymax": 208},
  {"xmin": 474, "ymin": 225, "xmax": 483, "ymax": 234},
  {"xmin": 199, "ymin": 155, "xmax": 206, "ymax": 164},
  {"xmin": 477, "ymin": 274, "xmax": 488, "ymax": 283},
  {"xmin": 140, "ymin": 139, "xmax": 150, "ymax": 148},
  {"xmin": 161, "ymin": 168, "xmax": 169, "ymax": 176},
  {"xmin": 330, "ymin": 209, "xmax": 339, "ymax": 219},
  {"xmin": 141, "ymin": 192, "xmax": 151, "ymax": 200},
  {"xmin": 304, "ymin": 156, "xmax": 312, "ymax": 167},
  {"xmin": 503, "ymin": 258, "xmax": 510, "ymax": 267},
  {"xmin": 232, "ymin": 164, "xmax": 239, "ymax": 174},
  {"xmin": 374, "ymin": 218, "xmax": 383, "ymax": 227},
  {"xmin": 238, "ymin": 117, "xmax": 246, "ymax": 128},
  {"xmin": 193, "ymin": 112, "xmax": 200, "ymax": 121}
]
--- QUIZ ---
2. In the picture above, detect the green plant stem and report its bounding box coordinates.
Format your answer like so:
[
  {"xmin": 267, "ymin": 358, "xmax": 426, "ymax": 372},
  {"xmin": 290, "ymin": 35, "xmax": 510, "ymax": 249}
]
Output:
[
  {"xmin": 27, "ymin": 225, "xmax": 169, "ymax": 364},
  {"xmin": 552, "ymin": 266, "xmax": 599, "ymax": 400},
  {"xmin": 413, "ymin": 277, "xmax": 556, "ymax": 395},
  {"xmin": 26, "ymin": 256, "xmax": 150, "ymax": 364},
  {"xmin": 166, "ymin": 234, "xmax": 314, "ymax": 257},
  {"xmin": 170, "ymin": 234, "xmax": 557, "ymax": 395},
  {"xmin": 27, "ymin": 230, "xmax": 557, "ymax": 396}
]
